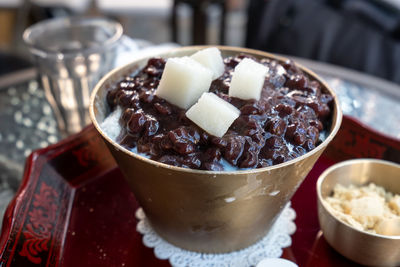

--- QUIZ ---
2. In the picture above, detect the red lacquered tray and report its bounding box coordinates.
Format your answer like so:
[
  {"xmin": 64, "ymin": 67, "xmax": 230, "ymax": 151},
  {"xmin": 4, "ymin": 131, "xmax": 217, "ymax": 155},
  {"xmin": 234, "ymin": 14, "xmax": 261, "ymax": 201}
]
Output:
[{"xmin": 1, "ymin": 115, "xmax": 399, "ymax": 267}]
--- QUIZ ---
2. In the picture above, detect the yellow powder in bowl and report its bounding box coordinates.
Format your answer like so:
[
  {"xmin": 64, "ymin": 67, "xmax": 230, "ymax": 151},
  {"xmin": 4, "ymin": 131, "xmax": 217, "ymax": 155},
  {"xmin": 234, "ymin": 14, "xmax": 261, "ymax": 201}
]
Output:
[{"xmin": 324, "ymin": 183, "xmax": 400, "ymax": 236}]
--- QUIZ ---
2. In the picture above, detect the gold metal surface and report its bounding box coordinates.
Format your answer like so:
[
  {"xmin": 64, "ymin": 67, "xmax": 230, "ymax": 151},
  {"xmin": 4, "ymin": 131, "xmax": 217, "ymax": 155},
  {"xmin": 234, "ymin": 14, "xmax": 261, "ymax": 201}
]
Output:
[
  {"xmin": 317, "ymin": 159, "xmax": 400, "ymax": 266},
  {"xmin": 89, "ymin": 46, "xmax": 342, "ymax": 253}
]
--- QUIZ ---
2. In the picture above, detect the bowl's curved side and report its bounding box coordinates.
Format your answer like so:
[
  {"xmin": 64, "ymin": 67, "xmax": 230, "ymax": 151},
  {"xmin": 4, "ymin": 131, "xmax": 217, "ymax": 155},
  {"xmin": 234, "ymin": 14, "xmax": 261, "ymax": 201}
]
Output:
[
  {"xmin": 317, "ymin": 159, "xmax": 400, "ymax": 266},
  {"xmin": 89, "ymin": 46, "xmax": 343, "ymax": 253},
  {"xmin": 102, "ymin": 134, "xmax": 326, "ymax": 252}
]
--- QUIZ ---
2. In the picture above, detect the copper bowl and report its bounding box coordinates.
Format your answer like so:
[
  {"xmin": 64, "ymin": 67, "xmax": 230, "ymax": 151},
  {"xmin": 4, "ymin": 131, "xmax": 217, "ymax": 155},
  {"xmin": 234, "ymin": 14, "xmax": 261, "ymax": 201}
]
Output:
[
  {"xmin": 317, "ymin": 159, "xmax": 400, "ymax": 266},
  {"xmin": 89, "ymin": 46, "xmax": 342, "ymax": 253}
]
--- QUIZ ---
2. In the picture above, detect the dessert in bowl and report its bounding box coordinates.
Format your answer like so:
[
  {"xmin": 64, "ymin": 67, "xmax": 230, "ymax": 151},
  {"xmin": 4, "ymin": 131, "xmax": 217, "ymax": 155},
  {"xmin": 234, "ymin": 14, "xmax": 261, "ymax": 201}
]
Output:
[{"xmin": 89, "ymin": 46, "xmax": 342, "ymax": 253}]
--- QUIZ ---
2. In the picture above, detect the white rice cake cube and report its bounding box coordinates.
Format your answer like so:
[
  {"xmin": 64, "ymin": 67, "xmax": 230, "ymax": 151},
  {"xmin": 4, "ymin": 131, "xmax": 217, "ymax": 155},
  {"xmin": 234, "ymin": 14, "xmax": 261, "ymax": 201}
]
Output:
[
  {"xmin": 191, "ymin": 47, "xmax": 225, "ymax": 80},
  {"xmin": 186, "ymin": 92, "xmax": 240, "ymax": 137},
  {"xmin": 156, "ymin": 57, "xmax": 212, "ymax": 109},
  {"xmin": 229, "ymin": 58, "xmax": 268, "ymax": 100}
]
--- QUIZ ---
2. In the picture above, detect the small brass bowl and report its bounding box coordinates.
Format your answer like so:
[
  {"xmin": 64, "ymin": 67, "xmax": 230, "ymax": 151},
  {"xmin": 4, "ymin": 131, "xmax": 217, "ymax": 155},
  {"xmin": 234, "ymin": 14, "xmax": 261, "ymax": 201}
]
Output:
[
  {"xmin": 317, "ymin": 159, "xmax": 400, "ymax": 266},
  {"xmin": 90, "ymin": 46, "xmax": 342, "ymax": 253}
]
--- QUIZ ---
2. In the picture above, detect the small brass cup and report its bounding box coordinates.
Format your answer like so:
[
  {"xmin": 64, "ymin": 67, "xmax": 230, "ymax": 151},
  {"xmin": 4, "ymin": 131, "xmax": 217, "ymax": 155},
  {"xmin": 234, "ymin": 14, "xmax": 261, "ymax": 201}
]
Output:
[
  {"xmin": 90, "ymin": 46, "xmax": 342, "ymax": 253},
  {"xmin": 317, "ymin": 159, "xmax": 400, "ymax": 266}
]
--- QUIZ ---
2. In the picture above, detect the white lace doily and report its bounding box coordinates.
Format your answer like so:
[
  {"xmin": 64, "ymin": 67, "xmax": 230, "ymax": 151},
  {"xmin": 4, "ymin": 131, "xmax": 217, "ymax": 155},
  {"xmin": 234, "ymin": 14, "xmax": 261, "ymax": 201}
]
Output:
[{"xmin": 135, "ymin": 203, "xmax": 296, "ymax": 267}]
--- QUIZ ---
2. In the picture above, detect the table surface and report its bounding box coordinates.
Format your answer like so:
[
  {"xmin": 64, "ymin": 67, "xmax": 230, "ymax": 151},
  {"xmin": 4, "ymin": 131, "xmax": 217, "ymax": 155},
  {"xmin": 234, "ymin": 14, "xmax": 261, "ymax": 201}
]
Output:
[{"xmin": 0, "ymin": 45, "xmax": 399, "ymax": 263}]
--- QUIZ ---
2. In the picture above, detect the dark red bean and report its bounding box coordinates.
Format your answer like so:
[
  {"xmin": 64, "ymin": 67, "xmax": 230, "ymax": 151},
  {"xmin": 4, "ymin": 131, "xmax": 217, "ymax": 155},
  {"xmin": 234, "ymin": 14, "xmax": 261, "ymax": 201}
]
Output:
[
  {"xmin": 239, "ymin": 137, "xmax": 259, "ymax": 168},
  {"xmin": 250, "ymin": 132, "xmax": 265, "ymax": 147},
  {"xmin": 173, "ymin": 142, "xmax": 195, "ymax": 155},
  {"xmin": 292, "ymin": 95, "xmax": 308, "ymax": 106},
  {"xmin": 309, "ymin": 120, "xmax": 323, "ymax": 131},
  {"xmin": 264, "ymin": 135, "xmax": 283, "ymax": 148},
  {"xmin": 154, "ymin": 102, "xmax": 172, "ymax": 115},
  {"xmin": 286, "ymin": 74, "xmax": 308, "ymax": 90},
  {"xmin": 223, "ymin": 136, "xmax": 245, "ymax": 165},
  {"xmin": 182, "ymin": 154, "xmax": 202, "ymax": 169},
  {"xmin": 120, "ymin": 108, "xmax": 135, "ymax": 125},
  {"xmin": 139, "ymin": 90, "xmax": 154, "ymax": 103},
  {"xmin": 168, "ymin": 127, "xmax": 199, "ymax": 155},
  {"xmin": 119, "ymin": 81, "xmax": 136, "ymax": 90},
  {"xmin": 306, "ymin": 101, "xmax": 320, "ymax": 115},
  {"xmin": 200, "ymin": 132, "xmax": 210, "ymax": 145},
  {"xmin": 225, "ymin": 57, "xmax": 241, "ymax": 68},
  {"xmin": 273, "ymin": 155, "xmax": 285, "ymax": 165},
  {"xmin": 275, "ymin": 103, "xmax": 293, "ymax": 117},
  {"xmin": 144, "ymin": 119, "xmax": 159, "ymax": 136},
  {"xmin": 119, "ymin": 134, "xmax": 138, "ymax": 149},
  {"xmin": 147, "ymin": 57, "xmax": 166, "ymax": 69},
  {"xmin": 127, "ymin": 111, "xmax": 147, "ymax": 134},
  {"xmin": 266, "ymin": 117, "xmax": 286, "ymax": 136},
  {"xmin": 116, "ymin": 90, "xmax": 136, "ymax": 107},
  {"xmin": 211, "ymin": 137, "xmax": 227, "ymax": 148},
  {"xmin": 305, "ymin": 81, "xmax": 320, "ymax": 94},
  {"xmin": 160, "ymin": 136, "xmax": 173, "ymax": 150},
  {"xmin": 240, "ymin": 103, "xmax": 262, "ymax": 115},
  {"xmin": 317, "ymin": 103, "xmax": 331, "ymax": 119},
  {"xmin": 307, "ymin": 126, "xmax": 319, "ymax": 144},
  {"xmin": 293, "ymin": 132, "xmax": 306, "ymax": 146},
  {"xmin": 302, "ymin": 139, "xmax": 315, "ymax": 151},
  {"xmin": 285, "ymin": 122, "xmax": 297, "ymax": 139},
  {"xmin": 282, "ymin": 59, "xmax": 294, "ymax": 71},
  {"xmin": 144, "ymin": 66, "xmax": 160, "ymax": 76},
  {"xmin": 205, "ymin": 147, "xmax": 221, "ymax": 161},
  {"xmin": 137, "ymin": 141, "xmax": 151, "ymax": 153}
]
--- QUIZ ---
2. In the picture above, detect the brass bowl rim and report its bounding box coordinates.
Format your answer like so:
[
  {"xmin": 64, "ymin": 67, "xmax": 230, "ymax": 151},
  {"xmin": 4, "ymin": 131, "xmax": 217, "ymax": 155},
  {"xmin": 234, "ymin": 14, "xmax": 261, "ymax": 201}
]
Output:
[
  {"xmin": 89, "ymin": 45, "xmax": 342, "ymax": 175},
  {"xmin": 317, "ymin": 158, "xmax": 400, "ymax": 240}
]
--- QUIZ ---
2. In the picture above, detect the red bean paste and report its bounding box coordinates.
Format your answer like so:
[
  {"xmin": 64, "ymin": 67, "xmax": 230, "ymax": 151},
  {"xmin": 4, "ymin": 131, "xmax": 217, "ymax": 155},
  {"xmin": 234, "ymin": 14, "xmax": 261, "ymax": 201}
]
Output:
[{"xmin": 106, "ymin": 54, "xmax": 333, "ymax": 171}]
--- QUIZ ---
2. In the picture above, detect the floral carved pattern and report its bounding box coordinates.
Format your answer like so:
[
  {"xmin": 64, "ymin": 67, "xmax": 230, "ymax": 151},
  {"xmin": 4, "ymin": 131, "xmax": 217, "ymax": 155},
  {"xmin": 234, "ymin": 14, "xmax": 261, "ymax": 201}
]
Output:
[{"xmin": 19, "ymin": 182, "xmax": 59, "ymax": 264}]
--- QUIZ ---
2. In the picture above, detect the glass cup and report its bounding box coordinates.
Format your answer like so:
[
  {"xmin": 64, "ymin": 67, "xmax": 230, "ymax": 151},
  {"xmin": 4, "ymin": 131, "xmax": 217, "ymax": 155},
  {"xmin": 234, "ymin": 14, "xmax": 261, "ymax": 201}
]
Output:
[{"xmin": 23, "ymin": 17, "xmax": 123, "ymax": 136}]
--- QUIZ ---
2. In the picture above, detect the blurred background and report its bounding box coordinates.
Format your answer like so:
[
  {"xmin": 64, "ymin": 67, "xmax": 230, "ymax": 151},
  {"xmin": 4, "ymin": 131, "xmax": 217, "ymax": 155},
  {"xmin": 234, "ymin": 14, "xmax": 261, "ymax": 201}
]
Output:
[{"xmin": 0, "ymin": 0, "xmax": 399, "ymax": 83}]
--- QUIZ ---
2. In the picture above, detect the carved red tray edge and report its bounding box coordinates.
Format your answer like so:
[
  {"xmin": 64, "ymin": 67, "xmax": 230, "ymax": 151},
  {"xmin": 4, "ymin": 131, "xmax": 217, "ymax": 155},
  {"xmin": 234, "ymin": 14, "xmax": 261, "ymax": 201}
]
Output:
[
  {"xmin": 0, "ymin": 126, "xmax": 111, "ymax": 266},
  {"xmin": 0, "ymin": 130, "xmax": 80, "ymax": 256}
]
